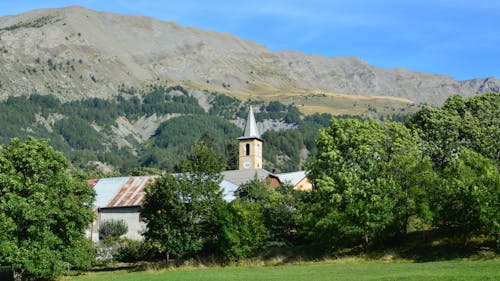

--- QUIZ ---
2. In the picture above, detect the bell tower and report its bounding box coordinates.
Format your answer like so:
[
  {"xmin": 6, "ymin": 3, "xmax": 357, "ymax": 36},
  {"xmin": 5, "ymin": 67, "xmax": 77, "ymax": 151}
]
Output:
[{"xmin": 238, "ymin": 106, "xmax": 263, "ymax": 170}]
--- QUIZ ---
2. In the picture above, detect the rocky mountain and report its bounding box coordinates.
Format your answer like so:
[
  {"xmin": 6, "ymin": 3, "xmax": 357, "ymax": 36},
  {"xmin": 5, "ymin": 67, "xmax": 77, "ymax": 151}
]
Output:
[{"xmin": 0, "ymin": 5, "xmax": 498, "ymax": 114}]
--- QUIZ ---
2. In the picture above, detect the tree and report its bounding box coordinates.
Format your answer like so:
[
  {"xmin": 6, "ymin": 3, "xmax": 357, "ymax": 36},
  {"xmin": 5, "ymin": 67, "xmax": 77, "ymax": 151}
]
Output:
[
  {"xmin": 235, "ymin": 175, "xmax": 271, "ymax": 202},
  {"xmin": 408, "ymin": 93, "xmax": 499, "ymax": 169},
  {"xmin": 0, "ymin": 137, "xmax": 95, "ymax": 281},
  {"xmin": 262, "ymin": 184, "xmax": 303, "ymax": 245},
  {"xmin": 430, "ymin": 148, "xmax": 499, "ymax": 240},
  {"xmin": 305, "ymin": 118, "xmax": 433, "ymax": 246},
  {"xmin": 174, "ymin": 133, "xmax": 227, "ymax": 176},
  {"xmin": 407, "ymin": 93, "xmax": 499, "ymax": 240},
  {"xmin": 381, "ymin": 122, "xmax": 435, "ymax": 235},
  {"xmin": 141, "ymin": 136, "xmax": 226, "ymax": 260},
  {"xmin": 129, "ymin": 166, "xmax": 162, "ymax": 176},
  {"xmin": 215, "ymin": 201, "xmax": 268, "ymax": 261},
  {"xmin": 235, "ymin": 178, "xmax": 302, "ymax": 245}
]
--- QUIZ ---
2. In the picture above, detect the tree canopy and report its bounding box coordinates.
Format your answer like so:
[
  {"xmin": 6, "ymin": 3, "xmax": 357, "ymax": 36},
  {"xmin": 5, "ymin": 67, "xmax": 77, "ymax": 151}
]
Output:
[
  {"xmin": 0, "ymin": 137, "xmax": 95, "ymax": 281},
  {"xmin": 305, "ymin": 119, "xmax": 434, "ymax": 245},
  {"xmin": 407, "ymin": 93, "xmax": 499, "ymax": 238},
  {"xmin": 303, "ymin": 93, "xmax": 499, "ymax": 247},
  {"xmin": 141, "ymin": 136, "xmax": 226, "ymax": 260}
]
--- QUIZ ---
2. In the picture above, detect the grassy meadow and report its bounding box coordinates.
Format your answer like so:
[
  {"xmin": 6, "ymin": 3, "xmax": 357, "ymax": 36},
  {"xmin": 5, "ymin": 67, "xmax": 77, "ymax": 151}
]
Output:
[{"xmin": 62, "ymin": 259, "xmax": 500, "ymax": 281}]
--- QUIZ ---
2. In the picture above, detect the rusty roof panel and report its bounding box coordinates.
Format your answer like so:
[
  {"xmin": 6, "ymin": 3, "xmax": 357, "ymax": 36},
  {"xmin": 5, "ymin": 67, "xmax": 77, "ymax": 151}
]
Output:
[
  {"xmin": 92, "ymin": 176, "xmax": 157, "ymax": 208},
  {"xmin": 112, "ymin": 177, "xmax": 153, "ymax": 207}
]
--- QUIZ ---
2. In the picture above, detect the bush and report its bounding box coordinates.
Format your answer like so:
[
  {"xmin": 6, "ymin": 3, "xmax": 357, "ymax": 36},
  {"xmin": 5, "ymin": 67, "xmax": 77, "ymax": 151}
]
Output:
[
  {"xmin": 99, "ymin": 219, "xmax": 128, "ymax": 241},
  {"xmin": 115, "ymin": 239, "xmax": 153, "ymax": 262},
  {"xmin": 216, "ymin": 201, "xmax": 269, "ymax": 261}
]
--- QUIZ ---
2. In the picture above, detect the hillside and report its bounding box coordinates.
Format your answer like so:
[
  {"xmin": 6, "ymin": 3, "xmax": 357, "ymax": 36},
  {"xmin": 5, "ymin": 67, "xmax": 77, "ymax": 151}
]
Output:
[
  {"xmin": 0, "ymin": 5, "xmax": 498, "ymax": 114},
  {"xmin": 0, "ymin": 84, "xmax": 337, "ymax": 174}
]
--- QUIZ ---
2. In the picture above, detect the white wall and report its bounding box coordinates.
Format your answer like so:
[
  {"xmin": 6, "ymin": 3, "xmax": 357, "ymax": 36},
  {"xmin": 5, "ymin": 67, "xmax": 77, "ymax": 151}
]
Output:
[{"xmin": 96, "ymin": 207, "xmax": 146, "ymax": 241}]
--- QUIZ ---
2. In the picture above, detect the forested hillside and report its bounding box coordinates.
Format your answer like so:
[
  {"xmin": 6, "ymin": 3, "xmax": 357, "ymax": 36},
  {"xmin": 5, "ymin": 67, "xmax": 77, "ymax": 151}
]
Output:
[
  {"xmin": 1, "ymin": 78, "xmax": 496, "ymax": 178},
  {"xmin": 0, "ymin": 84, "xmax": 361, "ymax": 175}
]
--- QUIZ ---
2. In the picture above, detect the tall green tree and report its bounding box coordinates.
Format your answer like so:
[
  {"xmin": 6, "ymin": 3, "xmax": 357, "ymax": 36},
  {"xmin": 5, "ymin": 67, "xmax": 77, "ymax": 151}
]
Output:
[
  {"xmin": 408, "ymin": 93, "xmax": 499, "ymax": 168},
  {"xmin": 262, "ymin": 185, "xmax": 303, "ymax": 245},
  {"xmin": 141, "ymin": 136, "xmax": 226, "ymax": 260},
  {"xmin": 236, "ymin": 178, "xmax": 302, "ymax": 245},
  {"xmin": 305, "ymin": 118, "xmax": 433, "ymax": 246},
  {"xmin": 0, "ymin": 137, "xmax": 95, "ymax": 281},
  {"xmin": 174, "ymin": 133, "xmax": 226, "ymax": 176},
  {"xmin": 381, "ymin": 122, "xmax": 435, "ymax": 235},
  {"xmin": 430, "ymin": 148, "xmax": 499, "ymax": 240}
]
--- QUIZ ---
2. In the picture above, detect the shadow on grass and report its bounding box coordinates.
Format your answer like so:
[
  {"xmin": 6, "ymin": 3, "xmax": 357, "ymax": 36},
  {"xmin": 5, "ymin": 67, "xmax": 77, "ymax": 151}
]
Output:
[
  {"xmin": 0, "ymin": 267, "xmax": 13, "ymax": 281},
  {"xmin": 364, "ymin": 230, "xmax": 498, "ymax": 262},
  {"xmin": 87, "ymin": 264, "xmax": 138, "ymax": 273},
  {"xmin": 86, "ymin": 259, "xmax": 179, "ymax": 274}
]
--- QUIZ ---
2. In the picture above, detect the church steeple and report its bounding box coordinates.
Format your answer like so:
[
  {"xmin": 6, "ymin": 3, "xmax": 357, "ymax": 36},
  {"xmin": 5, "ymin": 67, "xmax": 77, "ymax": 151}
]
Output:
[
  {"xmin": 239, "ymin": 105, "xmax": 261, "ymax": 141},
  {"xmin": 238, "ymin": 106, "xmax": 263, "ymax": 170}
]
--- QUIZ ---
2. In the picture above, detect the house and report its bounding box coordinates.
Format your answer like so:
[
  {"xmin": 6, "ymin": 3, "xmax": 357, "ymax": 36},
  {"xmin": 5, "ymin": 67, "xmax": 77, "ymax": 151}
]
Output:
[
  {"xmin": 269, "ymin": 171, "xmax": 312, "ymax": 191},
  {"xmin": 87, "ymin": 176, "xmax": 155, "ymax": 242},
  {"xmin": 88, "ymin": 106, "xmax": 311, "ymax": 241}
]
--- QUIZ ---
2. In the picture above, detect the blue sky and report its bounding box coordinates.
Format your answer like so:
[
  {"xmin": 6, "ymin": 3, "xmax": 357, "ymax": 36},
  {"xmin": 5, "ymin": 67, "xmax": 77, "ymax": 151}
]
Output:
[{"xmin": 2, "ymin": 0, "xmax": 499, "ymax": 80}]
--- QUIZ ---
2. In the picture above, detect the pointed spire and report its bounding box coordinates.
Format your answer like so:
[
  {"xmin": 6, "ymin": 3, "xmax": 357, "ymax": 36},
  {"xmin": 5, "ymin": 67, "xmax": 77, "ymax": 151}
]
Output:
[{"xmin": 238, "ymin": 105, "xmax": 261, "ymax": 140}]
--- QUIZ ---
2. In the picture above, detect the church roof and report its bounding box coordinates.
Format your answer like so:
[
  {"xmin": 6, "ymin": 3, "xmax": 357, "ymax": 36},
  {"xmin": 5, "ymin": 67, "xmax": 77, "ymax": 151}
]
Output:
[
  {"xmin": 238, "ymin": 105, "xmax": 261, "ymax": 141},
  {"xmin": 221, "ymin": 168, "xmax": 270, "ymax": 186}
]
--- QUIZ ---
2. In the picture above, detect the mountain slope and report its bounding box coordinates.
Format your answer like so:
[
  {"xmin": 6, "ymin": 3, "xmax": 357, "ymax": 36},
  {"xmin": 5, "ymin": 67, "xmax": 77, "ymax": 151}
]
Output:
[{"xmin": 0, "ymin": 6, "xmax": 498, "ymax": 110}]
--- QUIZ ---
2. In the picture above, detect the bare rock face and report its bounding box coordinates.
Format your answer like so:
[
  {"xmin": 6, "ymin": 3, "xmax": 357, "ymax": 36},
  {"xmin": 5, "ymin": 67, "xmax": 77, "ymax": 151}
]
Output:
[{"xmin": 0, "ymin": 5, "xmax": 498, "ymax": 106}]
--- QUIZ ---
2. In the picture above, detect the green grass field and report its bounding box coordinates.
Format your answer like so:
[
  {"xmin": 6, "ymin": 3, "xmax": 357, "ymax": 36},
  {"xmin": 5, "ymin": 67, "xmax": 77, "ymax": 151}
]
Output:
[{"xmin": 63, "ymin": 259, "xmax": 500, "ymax": 281}]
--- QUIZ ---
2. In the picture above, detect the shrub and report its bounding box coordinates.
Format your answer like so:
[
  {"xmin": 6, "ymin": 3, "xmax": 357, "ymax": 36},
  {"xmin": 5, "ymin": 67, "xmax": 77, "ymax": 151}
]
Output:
[
  {"xmin": 115, "ymin": 239, "xmax": 153, "ymax": 262},
  {"xmin": 99, "ymin": 219, "xmax": 128, "ymax": 241}
]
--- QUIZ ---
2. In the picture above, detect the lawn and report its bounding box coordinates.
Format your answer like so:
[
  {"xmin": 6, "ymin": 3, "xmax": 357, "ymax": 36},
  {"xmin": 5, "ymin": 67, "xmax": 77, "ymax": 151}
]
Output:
[{"xmin": 63, "ymin": 259, "xmax": 500, "ymax": 281}]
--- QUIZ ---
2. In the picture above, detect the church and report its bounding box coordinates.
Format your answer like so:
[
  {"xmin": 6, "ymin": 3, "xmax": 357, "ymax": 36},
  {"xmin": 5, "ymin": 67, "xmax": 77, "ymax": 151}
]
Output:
[{"xmin": 87, "ymin": 106, "xmax": 311, "ymax": 241}]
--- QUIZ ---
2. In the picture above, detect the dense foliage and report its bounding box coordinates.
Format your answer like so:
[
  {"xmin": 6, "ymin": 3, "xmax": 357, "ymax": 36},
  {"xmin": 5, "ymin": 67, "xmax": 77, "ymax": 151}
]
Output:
[
  {"xmin": 408, "ymin": 93, "xmax": 499, "ymax": 169},
  {"xmin": 0, "ymin": 138, "xmax": 95, "ymax": 280},
  {"xmin": 141, "ymin": 137, "xmax": 226, "ymax": 260},
  {"xmin": 141, "ymin": 116, "xmax": 240, "ymax": 171},
  {"xmin": 215, "ymin": 201, "xmax": 269, "ymax": 260},
  {"xmin": 301, "ymin": 93, "xmax": 499, "ymax": 248},
  {"xmin": 407, "ymin": 94, "xmax": 500, "ymax": 239},
  {"xmin": 305, "ymin": 119, "xmax": 435, "ymax": 245}
]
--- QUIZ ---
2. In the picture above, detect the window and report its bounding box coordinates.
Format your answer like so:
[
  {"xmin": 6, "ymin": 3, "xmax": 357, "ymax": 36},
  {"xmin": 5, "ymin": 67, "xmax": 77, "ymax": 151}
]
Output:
[{"xmin": 245, "ymin": 143, "xmax": 250, "ymax": 156}]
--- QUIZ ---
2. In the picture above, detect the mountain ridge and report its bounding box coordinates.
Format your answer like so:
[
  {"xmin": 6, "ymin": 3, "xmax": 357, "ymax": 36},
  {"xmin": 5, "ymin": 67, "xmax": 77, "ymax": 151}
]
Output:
[{"xmin": 0, "ymin": 5, "xmax": 498, "ymax": 112}]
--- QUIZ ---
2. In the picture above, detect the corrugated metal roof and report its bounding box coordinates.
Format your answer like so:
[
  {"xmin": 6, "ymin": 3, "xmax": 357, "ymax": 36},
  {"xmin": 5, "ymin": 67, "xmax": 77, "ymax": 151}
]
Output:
[
  {"xmin": 91, "ymin": 171, "xmax": 264, "ymax": 207},
  {"xmin": 91, "ymin": 176, "xmax": 157, "ymax": 208},
  {"xmin": 274, "ymin": 171, "xmax": 307, "ymax": 186}
]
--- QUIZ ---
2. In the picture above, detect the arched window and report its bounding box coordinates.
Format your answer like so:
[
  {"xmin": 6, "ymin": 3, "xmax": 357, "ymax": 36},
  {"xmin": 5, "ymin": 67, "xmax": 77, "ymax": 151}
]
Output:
[{"xmin": 245, "ymin": 143, "xmax": 250, "ymax": 156}]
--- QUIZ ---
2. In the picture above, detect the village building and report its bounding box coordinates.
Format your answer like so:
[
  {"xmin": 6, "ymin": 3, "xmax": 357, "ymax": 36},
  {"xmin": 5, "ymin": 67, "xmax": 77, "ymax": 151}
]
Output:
[{"xmin": 88, "ymin": 106, "xmax": 311, "ymax": 241}]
